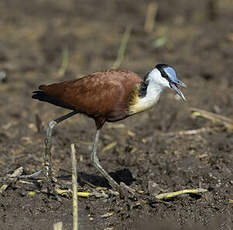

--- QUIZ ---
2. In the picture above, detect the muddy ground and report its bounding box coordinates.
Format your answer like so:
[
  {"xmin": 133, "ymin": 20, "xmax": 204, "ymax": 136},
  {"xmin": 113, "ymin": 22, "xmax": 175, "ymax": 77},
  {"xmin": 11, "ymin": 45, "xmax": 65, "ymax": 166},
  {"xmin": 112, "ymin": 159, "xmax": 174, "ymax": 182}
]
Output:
[{"xmin": 0, "ymin": 0, "xmax": 233, "ymax": 229}]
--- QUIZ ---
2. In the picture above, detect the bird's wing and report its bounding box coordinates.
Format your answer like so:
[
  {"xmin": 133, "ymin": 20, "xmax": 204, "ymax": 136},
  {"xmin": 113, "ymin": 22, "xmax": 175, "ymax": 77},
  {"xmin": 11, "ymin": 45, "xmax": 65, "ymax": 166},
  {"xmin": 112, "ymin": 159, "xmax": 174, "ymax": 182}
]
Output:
[{"xmin": 38, "ymin": 70, "xmax": 142, "ymax": 117}]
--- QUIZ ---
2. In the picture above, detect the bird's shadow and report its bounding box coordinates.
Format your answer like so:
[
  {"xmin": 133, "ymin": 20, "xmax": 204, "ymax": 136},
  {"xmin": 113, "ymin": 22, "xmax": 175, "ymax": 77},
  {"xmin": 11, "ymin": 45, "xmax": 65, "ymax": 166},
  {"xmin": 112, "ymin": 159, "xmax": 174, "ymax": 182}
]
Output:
[{"xmin": 58, "ymin": 168, "xmax": 135, "ymax": 188}]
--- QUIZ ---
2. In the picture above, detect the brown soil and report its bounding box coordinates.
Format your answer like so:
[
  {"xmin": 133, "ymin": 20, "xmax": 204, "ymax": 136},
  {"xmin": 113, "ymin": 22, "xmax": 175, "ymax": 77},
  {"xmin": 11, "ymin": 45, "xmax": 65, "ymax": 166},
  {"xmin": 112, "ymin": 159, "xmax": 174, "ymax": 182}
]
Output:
[{"xmin": 0, "ymin": 0, "xmax": 233, "ymax": 229}]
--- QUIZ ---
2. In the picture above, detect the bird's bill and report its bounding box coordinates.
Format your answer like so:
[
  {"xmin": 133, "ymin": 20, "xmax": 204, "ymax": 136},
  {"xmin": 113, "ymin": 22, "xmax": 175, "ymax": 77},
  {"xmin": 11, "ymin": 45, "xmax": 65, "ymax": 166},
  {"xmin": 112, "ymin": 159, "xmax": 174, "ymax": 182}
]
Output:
[{"xmin": 169, "ymin": 82, "xmax": 186, "ymax": 101}]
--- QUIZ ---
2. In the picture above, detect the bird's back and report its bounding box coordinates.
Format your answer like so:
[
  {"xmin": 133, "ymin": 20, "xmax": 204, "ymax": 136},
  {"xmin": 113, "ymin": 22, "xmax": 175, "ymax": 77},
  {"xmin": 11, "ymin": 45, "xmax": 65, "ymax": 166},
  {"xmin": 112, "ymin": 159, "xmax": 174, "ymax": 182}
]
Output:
[{"xmin": 33, "ymin": 69, "xmax": 142, "ymax": 121}]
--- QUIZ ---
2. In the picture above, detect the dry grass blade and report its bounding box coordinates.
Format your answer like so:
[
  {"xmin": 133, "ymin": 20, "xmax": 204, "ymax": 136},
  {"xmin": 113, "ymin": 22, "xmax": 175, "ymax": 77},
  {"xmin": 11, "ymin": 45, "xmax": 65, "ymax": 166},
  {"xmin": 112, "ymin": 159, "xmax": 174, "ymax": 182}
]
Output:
[
  {"xmin": 102, "ymin": 141, "xmax": 117, "ymax": 152},
  {"xmin": 160, "ymin": 127, "xmax": 214, "ymax": 137},
  {"xmin": 112, "ymin": 26, "xmax": 131, "ymax": 69},
  {"xmin": 190, "ymin": 107, "xmax": 233, "ymax": 131},
  {"xmin": 71, "ymin": 144, "xmax": 78, "ymax": 230},
  {"xmin": 55, "ymin": 188, "xmax": 109, "ymax": 198},
  {"xmin": 155, "ymin": 188, "xmax": 208, "ymax": 199}
]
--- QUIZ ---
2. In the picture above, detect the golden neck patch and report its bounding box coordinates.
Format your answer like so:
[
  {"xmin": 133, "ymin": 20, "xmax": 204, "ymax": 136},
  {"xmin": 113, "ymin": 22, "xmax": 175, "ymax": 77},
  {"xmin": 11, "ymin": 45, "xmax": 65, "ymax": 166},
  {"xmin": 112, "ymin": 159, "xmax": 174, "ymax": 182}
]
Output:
[
  {"xmin": 129, "ymin": 83, "xmax": 140, "ymax": 108},
  {"xmin": 128, "ymin": 81, "xmax": 162, "ymax": 115}
]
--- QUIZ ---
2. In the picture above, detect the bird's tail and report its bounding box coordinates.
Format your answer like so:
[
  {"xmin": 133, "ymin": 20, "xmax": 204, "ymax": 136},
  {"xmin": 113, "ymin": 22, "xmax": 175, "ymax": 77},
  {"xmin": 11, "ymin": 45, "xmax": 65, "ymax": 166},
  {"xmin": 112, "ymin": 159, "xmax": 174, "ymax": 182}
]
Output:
[{"xmin": 32, "ymin": 90, "xmax": 75, "ymax": 110}]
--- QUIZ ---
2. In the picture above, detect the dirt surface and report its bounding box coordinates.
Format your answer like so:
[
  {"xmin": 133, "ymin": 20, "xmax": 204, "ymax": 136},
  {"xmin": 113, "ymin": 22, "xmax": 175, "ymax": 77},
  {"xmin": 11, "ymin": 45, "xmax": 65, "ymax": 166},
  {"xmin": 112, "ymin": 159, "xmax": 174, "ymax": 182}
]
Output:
[{"xmin": 0, "ymin": 0, "xmax": 233, "ymax": 229}]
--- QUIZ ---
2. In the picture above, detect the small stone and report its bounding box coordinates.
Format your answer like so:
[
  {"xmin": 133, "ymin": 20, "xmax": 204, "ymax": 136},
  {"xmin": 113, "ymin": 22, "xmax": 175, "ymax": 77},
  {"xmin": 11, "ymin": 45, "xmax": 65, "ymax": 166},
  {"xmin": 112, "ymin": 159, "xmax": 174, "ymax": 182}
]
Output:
[{"xmin": 148, "ymin": 181, "xmax": 163, "ymax": 195}]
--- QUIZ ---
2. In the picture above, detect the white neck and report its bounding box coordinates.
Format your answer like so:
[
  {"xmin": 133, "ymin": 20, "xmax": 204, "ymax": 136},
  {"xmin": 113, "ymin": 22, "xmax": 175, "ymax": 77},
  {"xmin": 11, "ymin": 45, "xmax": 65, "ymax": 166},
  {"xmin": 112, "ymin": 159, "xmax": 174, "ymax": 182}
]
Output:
[{"xmin": 129, "ymin": 68, "xmax": 168, "ymax": 114}]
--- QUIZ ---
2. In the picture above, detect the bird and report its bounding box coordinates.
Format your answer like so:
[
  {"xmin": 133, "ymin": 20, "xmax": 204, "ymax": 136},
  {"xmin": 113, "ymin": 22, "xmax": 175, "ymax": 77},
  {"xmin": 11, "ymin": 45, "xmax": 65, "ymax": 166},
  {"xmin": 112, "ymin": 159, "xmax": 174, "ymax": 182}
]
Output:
[{"xmin": 24, "ymin": 64, "xmax": 186, "ymax": 192}]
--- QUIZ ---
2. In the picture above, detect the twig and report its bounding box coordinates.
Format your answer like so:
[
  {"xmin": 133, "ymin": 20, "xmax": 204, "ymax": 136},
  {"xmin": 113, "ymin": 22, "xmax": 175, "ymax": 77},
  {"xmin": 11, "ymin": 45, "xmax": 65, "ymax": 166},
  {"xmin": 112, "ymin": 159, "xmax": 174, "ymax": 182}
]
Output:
[
  {"xmin": 155, "ymin": 188, "xmax": 208, "ymax": 200},
  {"xmin": 112, "ymin": 26, "xmax": 131, "ymax": 69},
  {"xmin": 144, "ymin": 2, "xmax": 158, "ymax": 33},
  {"xmin": 190, "ymin": 107, "xmax": 233, "ymax": 131},
  {"xmin": 71, "ymin": 144, "xmax": 78, "ymax": 230}
]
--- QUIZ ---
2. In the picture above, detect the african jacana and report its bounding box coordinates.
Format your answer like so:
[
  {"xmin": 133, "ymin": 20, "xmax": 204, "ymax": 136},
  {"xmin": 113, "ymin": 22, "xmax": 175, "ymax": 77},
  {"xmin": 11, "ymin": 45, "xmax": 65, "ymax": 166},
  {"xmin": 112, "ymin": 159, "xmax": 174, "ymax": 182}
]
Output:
[{"xmin": 24, "ymin": 64, "xmax": 186, "ymax": 191}]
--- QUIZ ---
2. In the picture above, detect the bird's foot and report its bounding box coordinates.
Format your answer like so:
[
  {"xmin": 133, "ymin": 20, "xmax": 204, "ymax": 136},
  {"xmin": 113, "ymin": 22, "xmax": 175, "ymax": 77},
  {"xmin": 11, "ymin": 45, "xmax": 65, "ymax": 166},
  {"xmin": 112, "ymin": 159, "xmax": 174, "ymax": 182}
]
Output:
[
  {"xmin": 19, "ymin": 168, "xmax": 61, "ymax": 199},
  {"xmin": 19, "ymin": 169, "xmax": 44, "ymax": 179},
  {"xmin": 19, "ymin": 166, "xmax": 57, "ymax": 182}
]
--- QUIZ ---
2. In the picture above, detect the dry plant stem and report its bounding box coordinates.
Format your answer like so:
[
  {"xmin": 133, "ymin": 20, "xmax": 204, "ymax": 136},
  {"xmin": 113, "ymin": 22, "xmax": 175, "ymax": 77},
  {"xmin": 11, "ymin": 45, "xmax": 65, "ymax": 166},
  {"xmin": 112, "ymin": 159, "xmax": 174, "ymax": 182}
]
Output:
[
  {"xmin": 155, "ymin": 188, "xmax": 208, "ymax": 200},
  {"xmin": 190, "ymin": 107, "xmax": 233, "ymax": 130},
  {"xmin": 112, "ymin": 26, "xmax": 131, "ymax": 69},
  {"xmin": 71, "ymin": 144, "xmax": 78, "ymax": 230},
  {"xmin": 53, "ymin": 222, "xmax": 63, "ymax": 230},
  {"xmin": 144, "ymin": 2, "xmax": 158, "ymax": 33},
  {"xmin": 0, "ymin": 167, "xmax": 23, "ymax": 193}
]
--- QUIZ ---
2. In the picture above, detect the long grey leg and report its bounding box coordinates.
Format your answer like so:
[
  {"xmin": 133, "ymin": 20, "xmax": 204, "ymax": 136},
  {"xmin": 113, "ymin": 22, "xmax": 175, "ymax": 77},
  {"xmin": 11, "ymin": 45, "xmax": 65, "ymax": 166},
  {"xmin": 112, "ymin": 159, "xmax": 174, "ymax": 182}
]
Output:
[
  {"xmin": 91, "ymin": 129, "xmax": 119, "ymax": 189},
  {"xmin": 20, "ymin": 111, "xmax": 78, "ymax": 179},
  {"xmin": 44, "ymin": 111, "xmax": 78, "ymax": 178}
]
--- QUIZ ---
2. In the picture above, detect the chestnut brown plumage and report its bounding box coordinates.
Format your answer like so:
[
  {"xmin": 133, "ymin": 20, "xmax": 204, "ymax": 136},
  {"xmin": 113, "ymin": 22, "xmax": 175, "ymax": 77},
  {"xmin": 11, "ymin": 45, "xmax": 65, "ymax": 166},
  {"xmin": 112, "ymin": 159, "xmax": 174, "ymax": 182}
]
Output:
[
  {"xmin": 33, "ymin": 70, "xmax": 142, "ymax": 129},
  {"xmin": 26, "ymin": 65, "xmax": 186, "ymax": 192}
]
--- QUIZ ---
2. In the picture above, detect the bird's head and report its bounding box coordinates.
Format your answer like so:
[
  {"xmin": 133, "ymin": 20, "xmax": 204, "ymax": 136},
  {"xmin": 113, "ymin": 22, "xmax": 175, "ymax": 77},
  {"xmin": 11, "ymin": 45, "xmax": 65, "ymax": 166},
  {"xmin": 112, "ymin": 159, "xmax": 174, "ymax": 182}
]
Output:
[{"xmin": 148, "ymin": 64, "xmax": 186, "ymax": 101}]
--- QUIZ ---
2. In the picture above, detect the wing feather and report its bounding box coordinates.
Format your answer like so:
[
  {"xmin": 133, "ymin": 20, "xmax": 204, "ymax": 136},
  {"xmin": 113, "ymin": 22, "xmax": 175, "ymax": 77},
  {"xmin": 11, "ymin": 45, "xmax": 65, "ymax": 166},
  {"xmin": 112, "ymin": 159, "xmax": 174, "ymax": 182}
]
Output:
[{"xmin": 34, "ymin": 70, "xmax": 142, "ymax": 119}]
